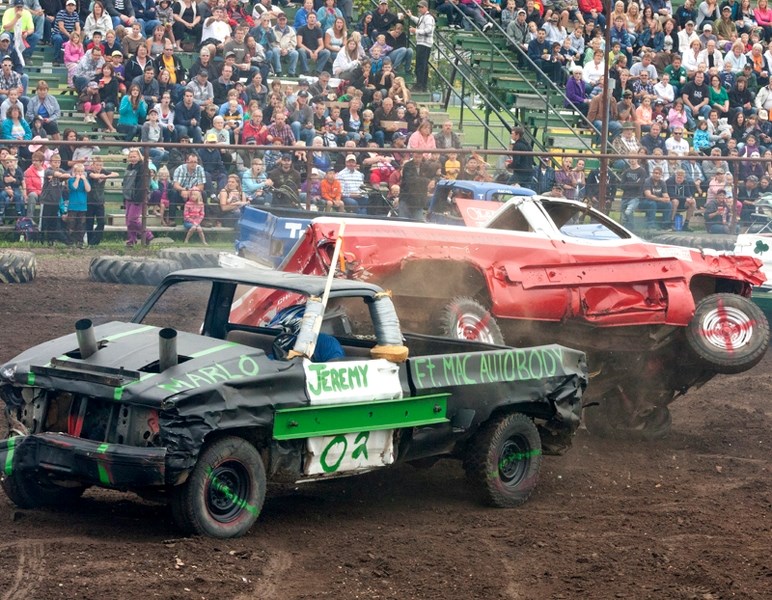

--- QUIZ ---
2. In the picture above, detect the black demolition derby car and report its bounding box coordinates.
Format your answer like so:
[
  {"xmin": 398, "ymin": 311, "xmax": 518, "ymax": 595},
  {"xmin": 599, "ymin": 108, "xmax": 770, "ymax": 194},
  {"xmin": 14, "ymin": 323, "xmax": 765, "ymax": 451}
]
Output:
[{"xmin": 0, "ymin": 268, "xmax": 587, "ymax": 538}]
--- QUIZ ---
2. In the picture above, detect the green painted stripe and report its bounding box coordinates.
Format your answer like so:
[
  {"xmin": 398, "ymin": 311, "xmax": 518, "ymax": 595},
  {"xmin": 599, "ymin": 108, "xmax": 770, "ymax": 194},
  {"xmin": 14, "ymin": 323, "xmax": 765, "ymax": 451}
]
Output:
[
  {"xmin": 104, "ymin": 325, "xmax": 155, "ymax": 342},
  {"xmin": 190, "ymin": 342, "xmax": 237, "ymax": 358},
  {"xmin": 113, "ymin": 386, "xmax": 124, "ymax": 401},
  {"xmin": 4, "ymin": 437, "xmax": 16, "ymax": 476},
  {"xmin": 97, "ymin": 444, "xmax": 111, "ymax": 486},
  {"xmin": 26, "ymin": 372, "xmax": 35, "ymax": 386},
  {"xmin": 273, "ymin": 394, "xmax": 450, "ymax": 441}
]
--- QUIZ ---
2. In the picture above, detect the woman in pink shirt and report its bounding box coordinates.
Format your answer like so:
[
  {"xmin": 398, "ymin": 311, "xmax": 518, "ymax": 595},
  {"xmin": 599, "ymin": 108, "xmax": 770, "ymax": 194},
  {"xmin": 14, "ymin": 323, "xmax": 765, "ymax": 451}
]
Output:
[
  {"xmin": 754, "ymin": 0, "xmax": 772, "ymax": 38},
  {"xmin": 407, "ymin": 119, "xmax": 437, "ymax": 157}
]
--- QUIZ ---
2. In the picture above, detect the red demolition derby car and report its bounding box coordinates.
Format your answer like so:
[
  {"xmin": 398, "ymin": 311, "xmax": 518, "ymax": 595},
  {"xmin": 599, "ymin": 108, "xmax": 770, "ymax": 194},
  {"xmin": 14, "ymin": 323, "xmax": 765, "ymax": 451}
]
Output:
[{"xmin": 241, "ymin": 195, "xmax": 769, "ymax": 440}]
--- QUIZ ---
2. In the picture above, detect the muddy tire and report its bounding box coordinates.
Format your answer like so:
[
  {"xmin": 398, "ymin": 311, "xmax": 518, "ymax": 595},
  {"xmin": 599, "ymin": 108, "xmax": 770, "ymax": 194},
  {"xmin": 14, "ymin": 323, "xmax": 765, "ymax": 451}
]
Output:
[
  {"xmin": 170, "ymin": 436, "xmax": 266, "ymax": 539},
  {"xmin": 0, "ymin": 250, "xmax": 36, "ymax": 284},
  {"xmin": 685, "ymin": 293, "xmax": 770, "ymax": 374},
  {"xmin": 1, "ymin": 472, "xmax": 85, "ymax": 509},
  {"xmin": 583, "ymin": 394, "xmax": 672, "ymax": 441},
  {"xmin": 464, "ymin": 413, "xmax": 541, "ymax": 507},
  {"xmin": 436, "ymin": 297, "xmax": 505, "ymax": 345},
  {"xmin": 89, "ymin": 256, "xmax": 180, "ymax": 286},
  {"xmin": 158, "ymin": 248, "xmax": 221, "ymax": 270}
]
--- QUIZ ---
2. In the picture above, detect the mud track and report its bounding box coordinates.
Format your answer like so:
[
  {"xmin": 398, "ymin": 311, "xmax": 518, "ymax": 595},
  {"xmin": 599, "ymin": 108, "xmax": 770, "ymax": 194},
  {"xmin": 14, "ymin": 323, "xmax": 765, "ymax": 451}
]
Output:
[{"xmin": 0, "ymin": 251, "xmax": 769, "ymax": 599}]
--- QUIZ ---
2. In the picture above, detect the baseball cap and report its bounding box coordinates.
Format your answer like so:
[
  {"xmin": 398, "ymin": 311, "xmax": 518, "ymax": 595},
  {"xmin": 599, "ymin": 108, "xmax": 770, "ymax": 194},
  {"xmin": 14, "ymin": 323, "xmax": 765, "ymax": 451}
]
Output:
[
  {"xmin": 751, "ymin": 151, "xmax": 761, "ymax": 157},
  {"xmin": 87, "ymin": 80, "xmax": 99, "ymax": 88},
  {"xmin": 516, "ymin": 8, "xmax": 526, "ymax": 14},
  {"xmin": 148, "ymin": 106, "xmax": 159, "ymax": 114},
  {"xmin": 378, "ymin": 0, "xmax": 388, "ymax": 4},
  {"xmin": 417, "ymin": 0, "xmax": 428, "ymax": 7},
  {"xmin": 703, "ymin": 23, "xmax": 712, "ymax": 30},
  {"xmin": 298, "ymin": 90, "xmax": 309, "ymax": 97},
  {"xmin": 346, "ymin": 154, "xmax": 357, "ymax": 161},
  {"xmin": 66, "ymin": 0, "xmax": 76, "ymax": 5},
  {"xmin": 225, "ymin": 50, "xmax": 236, "ymax": 58},
  {"xmin": 281, "ymin": 152, "xmax": 293, "ymax": 159},
  {"xmin": 205, "ymin": 132, "xmax": 218, "ymax": 142},
  {"xmin": 12, "ymin": 0, "xmax": 24, "ymax": 7},
  {"xmin": 623, "ymin": 90, "xmax": 633, "ymax": 96},
  {"xmin": 748, "ymin": 175, "xmax": 760, "ymax": 182},
  {"xmin": 112, "ymin": 50, "xmax": 124, "ymax": 57},
  {"xmin": 759, "ymin": 109, "xmax": 769, "ymax": 119},
  {"xmin": 722, "ymin": 5, "xmax": 731, "ymax": 10},
  {"xmin": 298, "ymin": 77, "xmax": 309, "ymax": 86},
  {"xmin": 0, "ymin": 34, "xmax": 10, "ymax": 42}
]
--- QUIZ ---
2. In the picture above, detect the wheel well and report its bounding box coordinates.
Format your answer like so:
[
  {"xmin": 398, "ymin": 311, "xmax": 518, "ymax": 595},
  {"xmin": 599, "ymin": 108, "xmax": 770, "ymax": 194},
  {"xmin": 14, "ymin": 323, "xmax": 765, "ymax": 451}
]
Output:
[
  {"xmin": 689, "ymin": 276, "xmax": 747, "ymax": 304},
  {"xmin": 202, "ymin": 428, "xmax": 270, "ymax": 453},
  {"xmin": 379, "ymin": 260, "xmax": 491, "ymax": 304}
]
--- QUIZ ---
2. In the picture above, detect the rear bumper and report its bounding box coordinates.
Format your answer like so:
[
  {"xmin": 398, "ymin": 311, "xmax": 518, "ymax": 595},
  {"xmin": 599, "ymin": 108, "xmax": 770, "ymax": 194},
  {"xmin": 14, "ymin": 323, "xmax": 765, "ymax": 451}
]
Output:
[{"xmin": 1, "ymin": 433, "xmax": 166, "ymax": 488}]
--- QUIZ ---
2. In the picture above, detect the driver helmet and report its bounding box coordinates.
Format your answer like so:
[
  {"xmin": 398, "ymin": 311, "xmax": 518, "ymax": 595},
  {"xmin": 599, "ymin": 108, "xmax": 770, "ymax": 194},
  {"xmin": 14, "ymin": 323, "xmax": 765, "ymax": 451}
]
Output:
[{"xmin": 269, "ymin": 304, "xmax": 306, "ymax": 359}]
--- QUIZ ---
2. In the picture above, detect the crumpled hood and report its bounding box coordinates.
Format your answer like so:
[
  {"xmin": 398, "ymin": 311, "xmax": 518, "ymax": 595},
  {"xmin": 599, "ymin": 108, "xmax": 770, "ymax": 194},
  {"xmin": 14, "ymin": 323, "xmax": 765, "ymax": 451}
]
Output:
[{"xmin": 0, "ymin": 322, "xmax": 289, "ymax": 407}]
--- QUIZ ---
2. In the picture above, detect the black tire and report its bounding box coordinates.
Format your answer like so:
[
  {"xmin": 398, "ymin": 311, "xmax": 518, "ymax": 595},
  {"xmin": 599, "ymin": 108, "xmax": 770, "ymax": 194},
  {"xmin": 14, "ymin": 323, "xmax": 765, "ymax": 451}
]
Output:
[
  {"xmin": 1, "ymin": 472, "xmax": 85, "ymax": 509},
  {"xmin": 0, "ymin": 250, "xmax": 36, "ymax": 284},
  {"xmin": 89, "ymin": 256, "xmax": 180, "ymax": 286},
  {"xmin": 436, "ymin": 297, "xmax": 505, "ymax": 345},
  {"xmin": 582, "ymin": 390, "xmax": 672, "ymax": 441},
  {"xmin": 685, "ymin": 293, "xmax": 770, "ymax": 374},
  {"xmin": 651, "ymin": 233, "xmax": 736, "ymax": 252},
  {"xmin": 158, "ymin": 248, "xmax": 221, "ymax": 270},
  {"xmin": 464, "ymin": 412, "xmax": 542, "ymax": 507},
  {"xmin": 170, "ymin": 436, "xmax": 266, "ymax": 539}
]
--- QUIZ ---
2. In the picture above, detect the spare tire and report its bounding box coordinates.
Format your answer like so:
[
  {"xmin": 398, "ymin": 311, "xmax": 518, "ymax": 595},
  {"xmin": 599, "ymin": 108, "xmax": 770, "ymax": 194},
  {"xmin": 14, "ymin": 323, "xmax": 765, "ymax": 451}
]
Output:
[
  {"xmin": 436, "ymin": 297, "xmax": 505, "ymax": 345},
  {"xmin": 158, "ymin": 248, "xmax": 221, "ymax": 270},
  {"xmin": 89, "ymin": 256, "xmax": 180, "ymax": 286},
  {"xmin": 685, "ymin": 293, "xmax": 770, "ymax": 374},
  {"xmin": 0, "ymin": 250, "xmax": 36, "ymax": 283}
]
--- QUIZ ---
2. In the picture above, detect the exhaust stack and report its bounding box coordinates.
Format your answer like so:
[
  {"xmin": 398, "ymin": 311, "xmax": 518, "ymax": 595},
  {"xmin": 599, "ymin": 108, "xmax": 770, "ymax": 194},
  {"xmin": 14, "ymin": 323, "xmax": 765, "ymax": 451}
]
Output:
[
  {"xmin": 159, "ymin": 328, "xmax": 178, "ymax": 372},
  {"xmin": 75, "ymin": 319, "xmax": 98, "ymax": 359}
]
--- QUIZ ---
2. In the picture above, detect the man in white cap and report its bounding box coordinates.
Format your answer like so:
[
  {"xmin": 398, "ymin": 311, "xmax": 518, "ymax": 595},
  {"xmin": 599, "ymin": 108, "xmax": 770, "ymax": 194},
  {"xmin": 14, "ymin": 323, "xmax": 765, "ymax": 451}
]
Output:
[
  {"xmin": 506, "ymin": 8, "xmax": 529, "ymax": 56},
  {"xmin": 699, "ymin": 23, "xmax": 717, "ymax": 48},
  {"xmin": 51, "ymin": 0, "xmax": 80, "ymax": 65},
  {"xmin": 336, "ymin": 154, "xmax": 364, "ymax": 212}
]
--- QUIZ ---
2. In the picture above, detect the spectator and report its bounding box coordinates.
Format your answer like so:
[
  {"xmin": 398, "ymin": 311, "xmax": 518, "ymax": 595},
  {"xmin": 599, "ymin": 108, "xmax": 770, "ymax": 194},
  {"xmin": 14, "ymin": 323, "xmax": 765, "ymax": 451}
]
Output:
[
  {"xmin": 555, "ymin": 156, "xmax": 578, "ymax": 199},
  {"xmin": 385, "ymin": 22, "xmax": 413, "ymax": 75},
  {"xmin": 172, "ymin": 0, "xmax": 202, "ymax": 47},
  {"xmin": 371, "ymin": 0, "xmax": 399, "ymax": 39},
  {"xmin": 124, "ymin": 43, "xmax": 153, "ymax": 83},
  {"xmin": 320, "ymin": 165, "xmax": 344, "ymax": 210},
  {"xmin": 171, "ymin": 152, "xmax": 205, "ymax": 224},
  {"xmin": 337, "ymin": 153, "xmax": 365, "ymax": 211},
  {"xmin": 531, "ymin": 156, "xmax": 556, "ymax": 193},
  {"xmin": 183, "ymin": 190, "xmax": 207, "ymax": 244},
  {"xmin": 399, "ymin": 152, "xmax": 434, "ymax": 220},
  {"xmin": 407, "ymin": 1, "xmax": 435, "ymax": 93},
  {"xmin": 66, "ymin": 163, "xmax": 90, "ymax": 247},
  {"xmin": 0, "ymin": 155, "xmax": 25, "ymax": 220},
  {"xmin": 618, "ymin": 156, "xmax": 649, "ymax": 229},
  {"xmin": 85, "ymin": 155, "xmax": 119, "ymax": 245},
  {"xmin": 63, "ymin": 31, "xmax": 85, "ymax": 88},
  {"xmin": 51, "ymin": 0, "xmax": 81, "ymax": 65},
  {"xmin": 407, "ymin": 119, "xmax": 436, "ymax": 154},
  {"xmin": 704, "ymin": 188, "xmax": 731, "ymax": 232},
  {"xmin": 508, "ymin": 126, "xmax": 533, "ymax": 186},
  {"xmin": 294, "ymin": 0, "xmax": 314, "ymax": 30},
  {"xmin": 122, "ymin": 147, "xmax": 152, "ymax": 245},
  {"xmin": 666, "ymin": 168, "xmax": 697, "ymax": 230},
  {"xmin": 122, "ymin": 21, "xmax": 147, "ymax": 56},
  {"xmin": 272, "ymin": 12, "xmax": 299, "ymax": 76},
  {"xmin": 565, "ymin": 67, "xmax": 590, "ymax": 114},
  {"xmin": 682, "ymin": 70, "xmax": 711, "ymax": 128},
  {"xmin": 642, "ymin": 165, "xmax": 675, "ymax": 228},
  {"xmin": 24, "ymin": 81, "xmax": 60, "ymax": 140},
  {"xmin": 117, "ymin": 84, "xmax": 146, "ymax": 144},
  {"xmin": 588, "ymin": 79, "xmax": 622, "ymax": 138},
  {"xmin": 1, "ymin": 104, "xmax": 31, "ymax": 142},
  {"xmin": 242, "ymin": 156, "xmax": 268, "ymax": 202},
  {"xmin": 186, "ymin": 69, "xmax": 214, "ymax": 108},
  {"xmin": 200, "ymin": 6, "xmax": 231, "ymax": 58},
  {"xmin": 84, "ymin": 2, "xmax": 113, "ymax": 43},
  {"xmin": 78, "ymin": 81, "xmax": 103, "ymax": 125},
  {"xmin": 23, "ymin": 149, "xmax": 44, "ymax": 219},
  {"xmin": 266, "ymin": 152, "xmax": 301, "ymax": 207},
  {"xmin": 72, "ymin": 46, "xmax": 106, "ymax": 96},
  {"xmin": 298, "ymin": 12, "xmax": 331, "ymax": 76},
  {"xmin": 132, "ymin": 0, "xmax": 161, "ymax": 38},
  {"xmin": 325, "ymin": 16, "xmax": 347, "ymax": 65}
]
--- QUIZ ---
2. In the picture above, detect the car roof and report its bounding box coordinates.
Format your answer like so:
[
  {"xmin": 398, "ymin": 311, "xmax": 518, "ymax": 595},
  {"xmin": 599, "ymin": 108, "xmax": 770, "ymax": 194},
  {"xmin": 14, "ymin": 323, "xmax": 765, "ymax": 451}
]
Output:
[
  {"xmin": 164, "ymin": 268, "xmax": 385, "ymax": 298},
  {"xmin": 435, "ymin": 179, "xmax": 537, "ymax": 196}
]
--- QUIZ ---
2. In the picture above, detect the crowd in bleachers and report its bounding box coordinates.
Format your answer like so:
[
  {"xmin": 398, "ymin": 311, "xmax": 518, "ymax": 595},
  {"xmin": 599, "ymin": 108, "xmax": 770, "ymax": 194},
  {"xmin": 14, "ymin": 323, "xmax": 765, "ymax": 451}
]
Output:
[
  {"xmin": 497, "ymin": 0, "xmax": 772, "ymax": 232},
  {"xmin": 1, "ymin": 0, "xmax": 772, "ymax": 243}
]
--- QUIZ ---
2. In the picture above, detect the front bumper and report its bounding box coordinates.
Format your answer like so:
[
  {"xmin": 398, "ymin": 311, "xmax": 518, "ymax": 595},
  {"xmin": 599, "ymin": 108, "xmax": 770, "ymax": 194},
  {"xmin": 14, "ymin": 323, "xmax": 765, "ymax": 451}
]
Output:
[{"xmin": 1, "ymin": 433, "xmax": 166, "ymax": 489}]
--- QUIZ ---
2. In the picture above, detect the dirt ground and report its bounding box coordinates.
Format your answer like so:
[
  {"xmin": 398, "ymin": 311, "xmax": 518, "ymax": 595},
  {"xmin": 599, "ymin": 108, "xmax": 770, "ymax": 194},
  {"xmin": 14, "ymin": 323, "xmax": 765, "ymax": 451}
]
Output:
[{"xmin": 0, "ymin": 250, "xmax": 770, "ymax": 600}]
